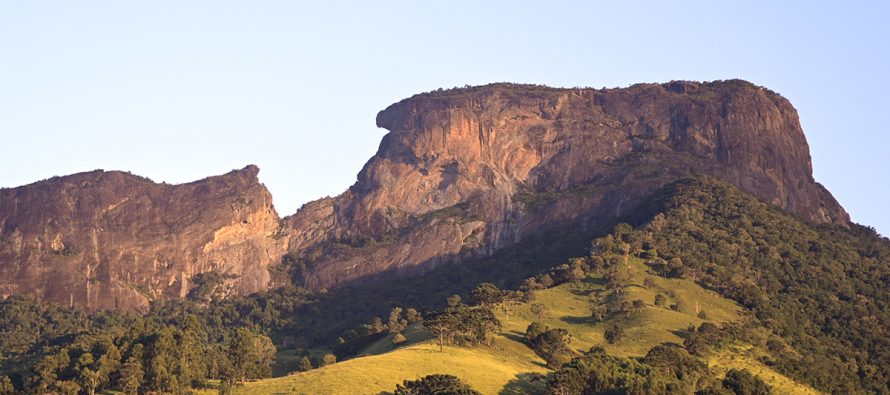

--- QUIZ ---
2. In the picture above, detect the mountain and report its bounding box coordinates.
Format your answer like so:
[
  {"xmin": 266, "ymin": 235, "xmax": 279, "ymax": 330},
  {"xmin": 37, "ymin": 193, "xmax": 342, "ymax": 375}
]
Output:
[
  {"xmin": 1, "ymin": 76, "xmax": 888, "ymax": 394},
  {"xmin": 0, "ymin": 79, "xmax": 850, "ymax": 311},
  {"xmin": 283, "ymin": 80, "xmax": 848, "ymax": 290},
  {"xmin": 0, "ymin": 165, "xmax": 285, "ymax": 311}
]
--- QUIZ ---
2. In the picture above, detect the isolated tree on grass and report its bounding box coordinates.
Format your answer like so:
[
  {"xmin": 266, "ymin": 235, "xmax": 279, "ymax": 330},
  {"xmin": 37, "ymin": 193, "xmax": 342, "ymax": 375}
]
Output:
[
  {"xmin": 394, "ymin": 374, "xmax": 481, "ymax": 395},
  {"xmin": 426, "ymin": 316, "xmax": 455, "ymax": 352},
  {"xmin": 530, "ymin": 303, "xmax": 548, "ymax": 322},
  {"xmin": 604, "ymin": 324, "xmax": 624, "ymax": 344}
]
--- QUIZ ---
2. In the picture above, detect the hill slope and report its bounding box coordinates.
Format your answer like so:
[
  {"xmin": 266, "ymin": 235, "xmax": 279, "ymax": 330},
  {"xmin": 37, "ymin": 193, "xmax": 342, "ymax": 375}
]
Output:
[{"xmin": 226, "ymin": 255, "xmax": 819, "ymax": 395}]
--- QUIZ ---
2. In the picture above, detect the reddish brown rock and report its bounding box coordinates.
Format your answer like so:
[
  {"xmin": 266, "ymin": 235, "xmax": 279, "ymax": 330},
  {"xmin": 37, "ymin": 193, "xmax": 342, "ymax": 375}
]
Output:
[
  {"xmin": 285, "ymin": 80, "xmax": 848, "ymax": 289},
  {"xmin": 0, "ymin": 165, "xmax": 285, "ymax": 311},
  {"xmin": 0, "ymin": 80, "xmax": 851, "ymax": 309}
]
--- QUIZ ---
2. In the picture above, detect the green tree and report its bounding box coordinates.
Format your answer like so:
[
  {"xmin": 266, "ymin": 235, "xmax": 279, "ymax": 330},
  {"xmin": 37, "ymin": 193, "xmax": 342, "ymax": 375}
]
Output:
[
  {"xmin": 145, "ymin": 326, "xmax": 177, "ymax": 393},
  {"xmin": 297, "ymin": 356, "xmax": 313, "ymax": 372},
  {"xmin": 54, "ymin": 380, "xmax": 81, "ymax": 395},
  {"xmin": 29, "ymin": 350, "xmax": 69, "ymax": 393},
  {"xmin": 590, "ymin": 304, "xmax": 607, "ymax": 322},
  {"xmin": 392, "ymin": 332, "xmax": 408, "ymax": 347},
  {"xmin": 723, "ymin": 369, "xmax": 771, "ymax": 395},
  {"xmin": 394, "ymin": 374, "xmax": 481, "ymax": 395},
  {"xmin": 0, "ymin": 376, "xmax": 14, "ymax": 395},
  {"xmin": 321, "ymin": 353, "xmax": 337, "ymax": 366},
  {"xmin": 77, "ymin": 352, "xmax": 102, "ymax": 395},
  {"xmin": 604, "ymin": 324, "xmax": 623, "ymax": 344},
  {"xmin": 530, "ymin": 303, "xmax": 547, "ymax": 322},
  {"xmin": 228, "ymin": 328, "xmax": 276, "ymax": 383},
  {"xmin": 387, "ymin": 307, "xmax": 408, "ymax": 333},
  {"xmin": 405, "ymin": 308, "xmax": 422, "ymax": 324},
  {"xmin": 119, "ymin": 356, "xmax": 144, "ymax": 395},
  {"xmin": 470, "ymin": 283, "xmax": 504, "ymax": 307},
  {"xmin": 527, "ymin": 327, "xmax": 574, "ymax": 368}
]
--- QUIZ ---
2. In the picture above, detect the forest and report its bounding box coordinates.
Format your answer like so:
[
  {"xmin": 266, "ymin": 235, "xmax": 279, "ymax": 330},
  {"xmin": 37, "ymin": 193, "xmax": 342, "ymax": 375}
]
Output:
[{"xmin": 2, "ymin": 177, "xmax": 890, "ymax": 394}]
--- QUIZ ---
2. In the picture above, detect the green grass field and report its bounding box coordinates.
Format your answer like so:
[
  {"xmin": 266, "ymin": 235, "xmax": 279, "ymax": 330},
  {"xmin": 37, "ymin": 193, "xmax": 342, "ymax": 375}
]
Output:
[
  {"xmin": 211, "ymin": 257, "xmax": 821, "ymax": 394},
  {"xmin": 211, "ymin": 342, "xmax": 547, "ymax": 395}
]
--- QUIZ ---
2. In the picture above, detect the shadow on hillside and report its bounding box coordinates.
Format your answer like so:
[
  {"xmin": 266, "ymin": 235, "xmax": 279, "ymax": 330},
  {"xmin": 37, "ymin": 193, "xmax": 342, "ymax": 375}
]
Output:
[
  {"xmin": 561, "ymin": 315, "xmax": 596, "ymax": 325},
  {"xmin": 503, "ymin": 331, "xmax": 527, "ymax": 343},
  {"xmin": 670, "ymin": 328, "xmax": 693, "ymax": 340},
  {"xmin": 500, "ymin": 372, "xmax": 548, "ymax": 394},
  {"xmin": 569, "ymin": 288, "xmax": 594, "ymax": 296}
]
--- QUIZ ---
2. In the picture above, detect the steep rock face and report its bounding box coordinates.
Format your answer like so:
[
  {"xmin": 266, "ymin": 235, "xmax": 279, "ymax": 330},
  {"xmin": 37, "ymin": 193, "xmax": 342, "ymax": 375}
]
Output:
[
  {"xmin": 286, "ymin": 80, "xmax": 849, "ymax": 289},
  {"xmin": 0, "ymin": 165, "xmax": 285, "ymax": 311}
]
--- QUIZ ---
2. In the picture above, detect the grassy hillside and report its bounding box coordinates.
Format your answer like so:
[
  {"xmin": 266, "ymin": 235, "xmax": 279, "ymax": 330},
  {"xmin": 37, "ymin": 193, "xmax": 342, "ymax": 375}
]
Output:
[
  {"xmin": 500, "ymin": 257, "xmax": 742, "ymax": 357},
  {"xmin": 218, "ymin": 256, "xmax": 819, "ymax": 395},
  {"xmin": 212, "ymin": 342, "xmax": 547, "ymax": 395}
]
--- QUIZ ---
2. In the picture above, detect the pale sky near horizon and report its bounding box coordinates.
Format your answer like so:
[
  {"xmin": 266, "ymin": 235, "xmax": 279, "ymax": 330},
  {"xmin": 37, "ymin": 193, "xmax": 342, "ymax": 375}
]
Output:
[{"xmin": 1, "ymin": 1, "xmax": 888, "ymax": 234}]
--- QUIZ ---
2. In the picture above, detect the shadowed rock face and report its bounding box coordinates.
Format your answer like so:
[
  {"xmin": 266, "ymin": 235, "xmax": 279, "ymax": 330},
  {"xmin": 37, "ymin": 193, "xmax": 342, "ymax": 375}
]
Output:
[
  {"xmin": 0, "ymin": 165, "xmax": 285, "ymax": 311},
  {"xmin": 285, "ymin": 80, "xmax": 848, "ymax": 289},
  {"xmin": 0, "ymin": 80, "xmax": 851, "ymax": 309}
]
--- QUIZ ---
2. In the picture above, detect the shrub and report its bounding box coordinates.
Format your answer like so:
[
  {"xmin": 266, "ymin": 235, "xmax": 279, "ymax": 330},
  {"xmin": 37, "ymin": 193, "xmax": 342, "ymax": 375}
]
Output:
[
  {"xmin": 394, "ymin": 374, "xmax": 481, "ymax": 395},
  {"xmin": 604, "ymin": 324, "xmax": 623, "ymax": 344},
  {"xmin": 722, "ymin": 369, "xmax": 771, "ymax": 395},
  {"xmin": 392, "ymin": 332, "xmax": 408, "ymax": 347}
]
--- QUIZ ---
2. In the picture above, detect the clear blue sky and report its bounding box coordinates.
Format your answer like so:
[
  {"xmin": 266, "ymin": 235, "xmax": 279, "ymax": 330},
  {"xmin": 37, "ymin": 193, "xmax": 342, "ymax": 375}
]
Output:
[{"xmin": 1, "ymin": 1, "xmax": 888, "ymax": 234}]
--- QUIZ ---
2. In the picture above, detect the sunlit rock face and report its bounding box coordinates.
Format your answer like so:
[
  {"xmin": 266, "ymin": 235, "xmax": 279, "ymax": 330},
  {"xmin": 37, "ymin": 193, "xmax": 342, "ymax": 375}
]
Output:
[
  {"xmin": 0, "ymin": 80, "xmax": 850, "ymax": 309},
  {"xmin": 0, "ymin": 165, "xmax": 285, "ymax": 311},
  {"xmin": 285, "ymin": 80, "xmax": 848, "ymax": 289}
]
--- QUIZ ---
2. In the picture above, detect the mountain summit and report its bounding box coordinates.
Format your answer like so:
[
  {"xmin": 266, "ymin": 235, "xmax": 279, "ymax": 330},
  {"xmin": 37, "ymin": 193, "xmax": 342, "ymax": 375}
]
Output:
[{"xmin": 283, "ymin": 80, "xmax": 848, "ymax": 289}]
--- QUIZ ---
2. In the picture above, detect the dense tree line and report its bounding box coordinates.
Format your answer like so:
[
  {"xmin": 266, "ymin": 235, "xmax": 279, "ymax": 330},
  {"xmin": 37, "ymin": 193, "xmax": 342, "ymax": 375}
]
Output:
[
  {"xmin": 0, "ymin": 294, "xmax": 277, "ymax": 393},
  {"xmin": 599, "ymin": 177, "xmax": 890, "ymax": 393},
  {"xmin": 548, "ymin": 345, "xmax": 769, "ymax": 395}
]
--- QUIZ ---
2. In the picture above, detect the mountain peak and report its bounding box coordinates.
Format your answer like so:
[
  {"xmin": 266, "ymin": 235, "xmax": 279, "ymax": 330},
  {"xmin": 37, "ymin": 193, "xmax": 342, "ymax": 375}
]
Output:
[{"xmin": 288, "ymin": 80, "xmax": 849, "ymax": 290}]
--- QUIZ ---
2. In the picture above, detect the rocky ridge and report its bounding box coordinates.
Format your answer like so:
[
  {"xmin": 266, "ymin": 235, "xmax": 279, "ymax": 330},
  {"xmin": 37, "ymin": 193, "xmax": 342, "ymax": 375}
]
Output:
[
  {"xmin": 284, "ymin": 80, "xmax": 848, "ymax": 289},
  {"xmin": 0, "ymin": 165, "xmax": 285, "ymax": 311},
  {"xmin": 0, "ymin": 80, "xmax": 850, "ymax": 309}
]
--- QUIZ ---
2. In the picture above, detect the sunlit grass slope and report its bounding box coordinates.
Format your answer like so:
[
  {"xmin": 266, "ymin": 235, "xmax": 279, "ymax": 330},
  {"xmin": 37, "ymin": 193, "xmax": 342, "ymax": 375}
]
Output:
[
  {"xmin": 223, "ymin": 341, "xmax": 547, "ymax": 395},
  {"xmin": 215, "ymin": 257, "xmax": 819, "ymax": 394},
  {"xmin": 501, "ymin": 257, "xmax": 742, "ymax": 357}
]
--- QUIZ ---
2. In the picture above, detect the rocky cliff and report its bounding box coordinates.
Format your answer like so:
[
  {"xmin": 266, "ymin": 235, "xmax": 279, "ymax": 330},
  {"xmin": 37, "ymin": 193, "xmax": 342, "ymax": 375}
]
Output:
[
  {"xmin": 0, "ymin": 165, "xmax": 285, "ymax": 311},
  {"xmin": 0, "ymin": 80, "xmax": 851, "ymax": 309},
  {"xmin": 284, "ymin": 80, "xmax": 849, "ymax": 289}
]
